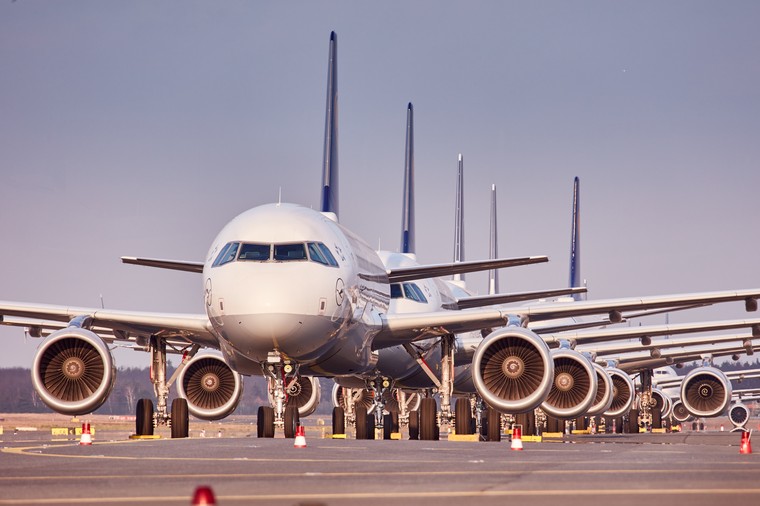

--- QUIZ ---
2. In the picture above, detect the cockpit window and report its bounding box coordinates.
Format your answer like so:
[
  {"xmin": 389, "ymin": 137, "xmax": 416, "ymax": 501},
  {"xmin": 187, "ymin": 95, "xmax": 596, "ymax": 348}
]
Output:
[
  {"xmin": 238, "ymin": 243, "xmax": 271, "ymax": 261},
  {"xmin": 390, "ymin": 282, "xmax": 428, "ymax": 303},
  {"xmin": 274, "ymin": 243, "xmax": 307, "ymax": 261},
  {"xmin": 212, "ymin": 242, "xmax": 240, "ymax": 267},
  {"xmin": 307, "ymin": 242, "xmax": 340, "ymax": 267}
]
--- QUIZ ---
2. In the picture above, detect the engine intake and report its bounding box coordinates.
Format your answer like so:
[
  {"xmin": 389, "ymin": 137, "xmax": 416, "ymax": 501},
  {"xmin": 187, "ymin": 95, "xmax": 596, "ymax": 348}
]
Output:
[
  {"xmin": 540, "ymin": 348, "xmax": 598, "ymax": 419},
  {"xmin": 177, "ymin": 353, "xmax": 243, "ymax": 420},
  {"xmin": 586, "ymin": 363, "xmax": 613, "ymax": 416},
  {"xmin": 31, "ymin": 327, "xmax": 116, "ymax": 415},
  {"xmin": 680, "ymin": 366, "xmax": 731, "ymax": 418},
  {"xmin": 283, "ymin": 375, "xmax": 321, "ymax": 417},
  {"xmin": 472, "ymin": 327, "xmax": 553, "ymax": 414},
  {"xmin": 650, "ymin": 387, "xmax": 672, "ymax": 419},
  {"xmin": 603, "ymin": 368, "xmax": 635, "ymax": 417},
  {"xmin": 671, "ymin": 400, "xmax": 691, "ymax": 423},
  {"xmin": 729, "ymin": 402, "xmax": 750, "ymax": 429}
]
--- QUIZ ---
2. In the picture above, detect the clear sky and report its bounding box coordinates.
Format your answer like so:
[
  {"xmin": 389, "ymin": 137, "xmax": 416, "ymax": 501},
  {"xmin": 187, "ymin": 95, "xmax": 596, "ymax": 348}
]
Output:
[{"xmin": 2, "ymin": 1, "xmax": 760, "ymax": 368}]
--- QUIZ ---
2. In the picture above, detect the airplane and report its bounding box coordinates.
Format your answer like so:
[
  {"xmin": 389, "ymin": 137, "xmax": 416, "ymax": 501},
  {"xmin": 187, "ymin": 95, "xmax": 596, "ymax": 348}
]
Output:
[{"xmin": 4, "ymin": 32, "xmax": 760, "ymax": 441}]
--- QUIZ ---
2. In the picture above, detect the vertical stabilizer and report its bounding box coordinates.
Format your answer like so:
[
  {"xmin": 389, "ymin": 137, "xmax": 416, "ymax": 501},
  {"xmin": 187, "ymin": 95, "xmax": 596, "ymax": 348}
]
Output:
[
  {"xmin": 488, "ymin": 184, "xmax": 499, "ymax": 295},
  {"xmin": 320, "ymin": 32, "xmax": 339, "ymax": 218},
  {"xmin": 400, "ymin": 103, "xmax": 415, "ymax": 254},
  {"xmin": 452, "ymin": 154, "xmax": 465, "ymax": 282},
  {"xmin": 568, "ymin": 177, "xmax": 585, "ymax": 300}
]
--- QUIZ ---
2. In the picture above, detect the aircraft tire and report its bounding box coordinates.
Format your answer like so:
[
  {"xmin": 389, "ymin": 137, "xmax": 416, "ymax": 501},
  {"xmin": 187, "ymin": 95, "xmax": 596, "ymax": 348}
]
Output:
[
  {"xmin": 366, "ymin": 413, "xmax": 376, "ymax": 440},
  {"xmin": 355, "ymin": 402, "xmax": 368, "ymax": 439},
  {"xmin": 486, "ymin": 407, "xmax": 501, "ymax": 442},
  {"xmin": 514, "ymin": 411, "xmax": 536, "ymax": 437},
  {"xmin": 284, "ymin": 405, "xmax": 300, "ymax": 438},
  {"xmin": 408, "ymin": 410, "xmax": 419, "ymax": 440},
  {"xmin": 454, "ymin": 397, "xmax": 472, "ymax": 435},
  {"xmin": 332, "ymin": 407, "xmax": 345, "ymax": 435},
  {"xmin": 383, "ymin": 414, "xmax": 393, "ymax": 440},
  {"xmin": 420, "ymin": 398, "xmax": 437, "ymax": 440},
  {"xmin": 136, "ymin": 398, "xmax": 154, "ymax": 436},
  {"xmin": 170, "ymin": 398, "xmax": 189, "ymax": 439},
  {"xmin": 257, "ymin": 406, "xmax": 275, "ymax": 438}
]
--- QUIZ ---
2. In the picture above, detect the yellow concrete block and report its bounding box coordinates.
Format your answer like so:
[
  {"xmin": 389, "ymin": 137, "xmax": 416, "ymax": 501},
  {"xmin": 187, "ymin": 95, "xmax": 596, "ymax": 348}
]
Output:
[
  {"xmin": 51, "ymin": 428, "xmax": 69, "ymax": 436},
  {"xmin": 74, "ymin": 427, "xmax": 95, "ymax": 435},
  {"xmin": 448, "ymin": 433, "xmax": 480, "ymax": 442},
  {"xmin": 129, "ymin": 434, "xmax": 162, "ymax": 440},
  {"xmin": 331, "ymin": 433, "xmax": 347, "ymax": 439},
  {"xmin": 571, "ymin": 429, "xmax": 591, "ymax": 435},
  {"xmin": 522, "ymin": 435, "xmax": 543, "ymax": 443},
  {"xmin": 652, "ymin": 428, "xmax": 667, "ymax": 434},
  {"xmin": 542, "ymin": 432, "xmax": 564, "ymax": 438},
  {"xmin": 390, "ymin": 432, "xmax": 402, "ymax": 440}
]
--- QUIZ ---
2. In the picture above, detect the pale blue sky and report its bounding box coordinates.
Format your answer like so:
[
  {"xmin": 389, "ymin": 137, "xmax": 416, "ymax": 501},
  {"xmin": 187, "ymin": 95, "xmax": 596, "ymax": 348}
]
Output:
[{"xmin": 2, "ymin": 1, "xmax": 760, "ymax": 368}]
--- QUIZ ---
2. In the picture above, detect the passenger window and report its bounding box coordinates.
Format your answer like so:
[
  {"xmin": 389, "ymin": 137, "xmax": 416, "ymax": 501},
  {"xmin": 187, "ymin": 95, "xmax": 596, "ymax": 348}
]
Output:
[
  {"xmin": 274, "ymin": 243, "xmax": 307, "ymax": 261},
  {"xmin": 212, "ymin": 242, "xmax": 240, "ymax": 267},
  {"xmin": 238, "ymin": 243, "xmax": 271, "ymax": 261}
]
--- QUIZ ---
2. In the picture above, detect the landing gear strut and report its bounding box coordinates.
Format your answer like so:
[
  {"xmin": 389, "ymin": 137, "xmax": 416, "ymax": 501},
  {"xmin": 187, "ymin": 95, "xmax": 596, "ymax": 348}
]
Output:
[{"xmin": 260, "ymin": 351, "xmax": 300, "ymax": 438}]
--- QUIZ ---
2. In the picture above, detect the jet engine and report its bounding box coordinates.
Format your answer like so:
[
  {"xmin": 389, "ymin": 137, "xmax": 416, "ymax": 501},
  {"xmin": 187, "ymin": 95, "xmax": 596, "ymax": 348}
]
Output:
[
  {"xmin": 472, "ymin": 327, "xmax": 554, "ymax": 414},
  {"xmin": 603, "ymin": 368, "xmax": 635, "ymax": 417},
  {"xmin": 31, "ymin": 327, "xmax": 116, "ymax": 415},
  {"xmin": 586, "ymin": 363, "xmax": 613, "ymax": 416},
  {"xmin": 177, "ymin": 353, "xmax": 243, "ymax": 420},
  {"xmin": 671, "ymin": 400, "xmax": 691, "ymax": 423},
  {"xmin": 680, "ymin": 366, "xmax": 732, "ymax": 418},
  {"xmin": 282, "ymin": 375, "xmax": 321, "ymax": 417},
  {"xmin": 729, "ymin": 402, "xmax": 750, "ymax": 429},
  {"xmin": 540, "ymin": 348, "xmax": 598, "ymax": 419},
  {"xmin": 331, "ymin": 382, "xmax": 375, "ymax": 413}
]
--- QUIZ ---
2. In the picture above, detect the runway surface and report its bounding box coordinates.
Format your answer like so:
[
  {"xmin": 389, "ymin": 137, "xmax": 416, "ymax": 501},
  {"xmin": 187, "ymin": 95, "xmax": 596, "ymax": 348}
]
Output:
[{"xmin": 1, "ymin": 430, "xmax": 758, "ymax": 506}]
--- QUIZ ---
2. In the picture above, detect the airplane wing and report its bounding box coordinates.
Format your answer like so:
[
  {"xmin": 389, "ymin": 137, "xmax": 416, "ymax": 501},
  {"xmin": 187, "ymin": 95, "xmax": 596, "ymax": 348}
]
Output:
[
  {"xmin": 582, "ymin": 333, "xmax": 755, "ymax": 359},
  {"xmin": 602, "ymin": 340, "xmax": 760, "ymax": 373},
  {"xmin": 121, "ymin": 256, "xmax": 204, "ymax": 273},
  {"xmin": 386, "ymin": 256, "xmax": 548, "ymax": 283},
  {"xmin": 374, "ymin": 288, "xmax": 760, "ymax": 349},
  {"xmin": 542, "ymin": 318, "xmax": 760, "ymax": 347},
  {"xmin": 443, "ymin": 287, "xmax": 587, "ymax": 310},
  {"xmin": 0, "ymin": 301, "xmax": 217, "ymax": 347}
]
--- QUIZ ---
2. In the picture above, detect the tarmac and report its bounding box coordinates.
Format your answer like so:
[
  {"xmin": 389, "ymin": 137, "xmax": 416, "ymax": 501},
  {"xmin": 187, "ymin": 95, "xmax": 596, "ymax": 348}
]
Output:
[{"xmin": 1, "ymin": 426, "xmax": 759, "ymax": 506}]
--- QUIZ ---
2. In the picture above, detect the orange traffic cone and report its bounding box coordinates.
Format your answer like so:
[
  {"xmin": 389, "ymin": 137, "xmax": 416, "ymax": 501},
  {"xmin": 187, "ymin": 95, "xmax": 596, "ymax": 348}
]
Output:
[
  {"xmin": 191, "ymin": 485, "xmax": 216, "ymax": 505},
  {"xmin": 294, "ymin": 425, "xmax": 307, "ymax": 448},
  {"xmin": 510, "ymin": 425, "xmax": 523, "ymax": 451},
  {"xmin": 79, "ymin": 422, "xmax": 92, "ymax": 446},
  {"xmin": 740, "ymin": 430, "xmax": 752, "ymax": 455}
]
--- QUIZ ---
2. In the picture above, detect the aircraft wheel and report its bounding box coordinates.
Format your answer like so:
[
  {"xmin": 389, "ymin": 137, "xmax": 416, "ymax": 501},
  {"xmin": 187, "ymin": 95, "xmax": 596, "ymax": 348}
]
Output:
[
  {"xmin": 170, "ymin": 398, "xmax": 189, "ymax": 439},
  {"xmin": 408, "ymin": 410, "xmax": 419, "ymax": 440},
  {"xmin": 515, "ymin": 411, "xmax": 536, "ymax": 437},
  {"xmin": 355, "ymin": 402, "xmax": 368, "ymax": 439},
  {"xmin": 332, "ymin": 407, "xmax": 345, "ymax": 435},
  {"xmin": 257, "ymin": 406, "xmax": 275, "ymax": 438},
  {"xmin": 420, "ymin": 398, "xmax": 438, "ymax": 440},
  {"xmin": 284, "ymin": 405, "xmax": 300, "ymax": 438},
  {"xmin": 627, "ymin": 409, "xmax": 640, "ymax": 433},
  {"xmin": 454, "ymin": 397, "xmax": 472, "ymax": 435},
  {"xmin": 651, "ymin": 405, "xmax": 662, "ymax": 429},
  {"xmin": 486, "ymin": 407, "xmax": 501, "ymax": 442},
  {"xmin": 136, "ymin": 398, "xmax": 154, "ymax": 436},
  {"xmin": 383, "ymin": 414, "xmax": 393, "ymax": 440}
]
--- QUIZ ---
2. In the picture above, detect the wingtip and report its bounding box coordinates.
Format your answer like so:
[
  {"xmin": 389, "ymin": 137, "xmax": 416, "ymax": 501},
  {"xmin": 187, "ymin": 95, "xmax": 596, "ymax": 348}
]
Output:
[{"xmin": 330, "ymin": 31, "xmax": 337, "ymax": 41}]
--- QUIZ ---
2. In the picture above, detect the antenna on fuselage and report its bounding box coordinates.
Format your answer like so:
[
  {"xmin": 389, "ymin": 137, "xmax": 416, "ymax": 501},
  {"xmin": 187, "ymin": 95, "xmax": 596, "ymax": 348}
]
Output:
[
  {"xmin": 320, "ymin": 31, "xmax": 339, "ymax": 220},
  {"xmin": 452, "ymin": 154, "xmax": 465, "ymax": 284},
  {"xmin": 568, "ymin": 176, "xmax": 585, "ymax": 301},
  {"xmin": 400, "ymin": 103, "xmax": 415, "ymax": 256}
]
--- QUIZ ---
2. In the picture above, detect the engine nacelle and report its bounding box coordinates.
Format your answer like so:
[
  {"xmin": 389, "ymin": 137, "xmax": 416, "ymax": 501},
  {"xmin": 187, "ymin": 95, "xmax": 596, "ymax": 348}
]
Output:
[
  {"xmin": 540, "ymin": 348, "xmax": 598, "ymax": 419},
  {"xmin": 671, "ymin": 400, "xmax": 692, "ymax": 423},
  {"xmin": 31, "ymin": 327, "xmax": 116, "ymax": 415},
  {"xmin": 603, "ymin": 367, "xmax": 635, "ymax": 417},
  {"xmin": 680, "ymin": 366, "xmax": 732, "ymax": 418},
  {"xmin": 177, "ymin": 353, "xmax": 243, "ymax": 420},
  {"xmin": 586, "ymin": 363, "xmax": 613, "ymax": 416},
  {"xmin": 331, "ymin": 383, "xmax": 375, "ymax": 413},
  {"xmin": 729, "ymin": 402, "xmax": 750, "ymax": 429},
  {"xmin": 280, "ymin": 375, "xmax": 321, "ymax": 417},
  {"xmin": 472, "ymin": 327, "xmax": 553, "ymax": 414}
]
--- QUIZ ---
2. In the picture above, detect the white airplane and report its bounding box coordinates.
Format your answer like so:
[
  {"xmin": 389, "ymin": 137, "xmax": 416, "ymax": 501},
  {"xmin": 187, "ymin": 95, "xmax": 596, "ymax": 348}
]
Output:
[{"xmin": 3, "ymin": 32, "xmax": 760, "ymax": 440}]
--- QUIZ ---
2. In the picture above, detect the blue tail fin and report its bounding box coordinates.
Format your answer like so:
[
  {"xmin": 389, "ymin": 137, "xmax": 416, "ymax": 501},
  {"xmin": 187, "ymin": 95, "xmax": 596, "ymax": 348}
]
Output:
[
  {"xmin": 400, "ymin": 103, "xmax": 415, "ymax": 254},
  {"xmin": 568, "ymin": 177, "xmax": 585, "ymax": 300},
  {"xmin": 488, "ymin": 184, "xmax": 499, "ymax": 295},
  {"xmin": 320, "ymin": 32, "xmax": 339, "ymax": 218},
  {"xmin": 452, "ymin": 154, "xmax": 465, "ymax": 282}
]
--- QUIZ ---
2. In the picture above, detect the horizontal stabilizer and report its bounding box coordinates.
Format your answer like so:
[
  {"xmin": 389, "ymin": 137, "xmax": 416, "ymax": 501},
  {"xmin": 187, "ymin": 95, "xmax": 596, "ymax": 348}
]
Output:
[
  {"xmin": 121, "ymin": 256, "xmax": 204, "ymax": 273},
  {"xmin": 387, "ymin": 256, "xmax": 547, "ymax": 283}
]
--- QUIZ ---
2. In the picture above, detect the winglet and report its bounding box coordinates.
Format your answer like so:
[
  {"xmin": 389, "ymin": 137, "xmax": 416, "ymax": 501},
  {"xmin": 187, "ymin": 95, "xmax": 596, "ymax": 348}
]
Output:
[
  {"xmin": 400, "ymin": 103, "xmax": 415, "ymax": 254},
  {"xmin": 488, "ymin": 184, "xmax": 499, "ymax": 295},
  {"xmin": 452, "ymin": 154, "xmax": 465, "ymax": 282},
  {"xmin": 320, "ymin": 31, "xmax": 339, "ymax": 218},
  {"xmin": 569, "ymin": 177, "xmax": 584, "ymax": 300}
]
